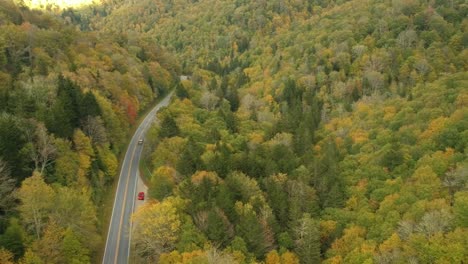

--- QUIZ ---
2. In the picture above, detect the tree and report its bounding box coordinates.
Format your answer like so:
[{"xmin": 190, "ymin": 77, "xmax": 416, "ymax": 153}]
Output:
[
  {"xmin": 0, "ymin": 248, "xmax": 14, "ymax": 264},
  {"xmin": 281, "ymin": 251, "xmax": 300, "ymax": 264},
  {"xmin": 206, "ymin": 248, "xmax": 237, "ymax": 264},
  {"xmin": 294, "ymin": 214, "xmax": 321, "ymax": 264},
  {"xmin": 159, "ymin": 115, "xmax": 180, "ymax": 138},
  {"xmin": 453, "ymin": 192, "xmax": 468, "ymax": 228},
  {"xmin": 50, "ymin": 187, "xmax": 99, "ymax": 249},
  {"xmin": 206, "ymin": 208, "xmax": 231, "ymax": 246},
  {"xmin": 46, "ymin": 76, "xmax": 82, "ymax": 138},
  {"xmin": 176, "ymin": 217, "xmax": 207, "ymax": 252},
  {"xmin": 151, "ymin": 136, "xmax": 186, "ymax": 169},
  {"xmin": 132, "ymin": 199, "xmax": 182, "ymax": 262},
  {"xmin": 287, "ymin": 180, "xmax": 319, "ymax": 227},
  {"xmin": 53, "ymin": 138, "xmax": 80, "ymax": 185},
  {"xmin": 0, "ymin": 113, "xmax": 30, "ymax": 180},
  {"xmin": 234, "ymin": 202, "xmax": 267, "ymax": 258},
  {"xmin": 176, "ymin": 137, "xmax": 203, "ymax": 176},
  {"xmin": 17, "ymin": 172, "xmax": 54, "ymax": 239},
  {"xmin": 79, "ymin": 91, "xmax": 101, "ymax": 119},
  {"xmin": 265, "ymin": 250, "xmax": 281, "ymax": 264},
  {"xmin": 61, "ymin": 228, "xmax": 90, "ymax": 264},
  {"xmin": 263, "ymin": 174, "xmax": 289, "ymax": 226},
  {"xmin": 0, "ymin": 218, "xmax": 25, "ymax": 259},
  {"xmin": 150, "ymin": 166, "xmax": 176, "ymax": 200},
  {"xmin": 176, "ymin": 82, "xmax": 189, "ymax": 99},
  {"xmin": 315, "ymin": 139, "xmax": 345, "ymax": 208},
  {"xmin": 32, "ymin": 222, "xmax": 63, "ymax": 264},
  {"xmin": 19, "ymin": 249, "xmax": 44, "ymax": 264},
  {"xmin": 73, "ymin": 129, "xmax": 94, "ymax": 187},
  {"xmin": 24, "ymin": 122, "xmax": 56, "ymax": 175},
  {"xmin": 96, "ymin": 145, "xmax": 118, "ymax": 180},
  {"xmin": 81, "ymin": 116, "xmax": 108, "ymax": 145},
  {"xmin": 0, "ymin": 159, "xmax": 15, "ymax": 218}
]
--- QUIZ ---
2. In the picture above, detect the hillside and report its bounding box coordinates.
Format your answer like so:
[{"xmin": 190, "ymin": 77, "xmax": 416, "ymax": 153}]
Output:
[
  {"xmin": 0, "ymin": 0, "xmax": 467, "ymax": 263},
  {"xmin": 92, "ymin": 0, "xmax": 468, "ymax": 263}
]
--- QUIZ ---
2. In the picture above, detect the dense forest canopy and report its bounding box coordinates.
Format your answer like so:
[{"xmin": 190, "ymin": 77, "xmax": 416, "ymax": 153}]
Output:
[
  {"xmin": 0, "ymin": 0, "xmax": 177, "ymax": 262},
  {"xmin": 0, "ymin": 0, "xmax": 467, "ymax": 263}
]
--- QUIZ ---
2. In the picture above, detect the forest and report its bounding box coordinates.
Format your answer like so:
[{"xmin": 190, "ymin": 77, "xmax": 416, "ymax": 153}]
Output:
[
  {"xmin": 1, "ymin": 0, "xmax": 467, "ymax": 263},
  {"xmin": 0, "ymin": 0, "xmax": 178, "ymax": 262}
]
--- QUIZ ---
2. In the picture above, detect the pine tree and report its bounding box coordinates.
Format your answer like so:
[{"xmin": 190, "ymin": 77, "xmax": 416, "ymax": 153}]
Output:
[
  {"xmin": 294, "ymin": 214, "xmax": 321, "ymax": 264},
  {"xmin": 0, "ymin": 218, "xmax": 25, "ymax": 259},
  {"xmin": 315, "ymin": 139, "xmax": 345, "ymax": 208},
  {"xmin": 206, "ymin": 209, "xmax": 229, "ymax": 246},
  {"xmin": 159, "ymin": 115, "xmax": 180, "ymax": 138},
  {"xmin": 47, "ymin": 76, "xmax": 82, "ymax": 138},
  {"xmin": 235, "ymin": 202, "xmax": 267, "ymax": 258},
  {"xmin": 176, "ymin": 82, "xmax": 189, "ymax": 99},
  {"xmin": 176, "ymin": 137, "xmax": 202, "ymax": 176},
  {"xmin": 79, "ymin": 91, "xmax": 101, "ymax": 119}
]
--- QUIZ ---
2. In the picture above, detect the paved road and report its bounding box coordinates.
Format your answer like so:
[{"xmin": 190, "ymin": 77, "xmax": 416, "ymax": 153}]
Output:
[{"xmin": 102, "ymin": 92, "xmax": 173, "ymax": 264}]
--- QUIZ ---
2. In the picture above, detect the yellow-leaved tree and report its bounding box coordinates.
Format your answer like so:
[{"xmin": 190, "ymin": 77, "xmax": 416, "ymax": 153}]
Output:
[
  {"xmin": 17, "ymin": 172, "xmax": 54, "ymax": 239},
  {"xmin": 132, "ymin": 197, "xmax": 183, "ymax": 262}
]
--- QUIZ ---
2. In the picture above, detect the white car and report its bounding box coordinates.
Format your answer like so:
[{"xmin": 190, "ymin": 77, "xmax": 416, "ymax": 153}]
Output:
[{"xmin": 138, "ymin": 139, "xmax": 144, "ymax": 144}]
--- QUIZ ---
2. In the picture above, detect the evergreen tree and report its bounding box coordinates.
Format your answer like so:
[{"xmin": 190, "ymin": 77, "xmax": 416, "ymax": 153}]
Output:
[
  {"xmin": 79, "ymin": 91, "xmax": 101, "ymax": 119},
  {"xmin": 159, "ymin": 115, "xmax": 180, "ymax": 138},
  {"xmin": 294, "ymin": 214, "xmax": 321, "ymax": 264},
  {"xmin": 206, "ymin": 209, "xmax": 230, "ymax": 246},
  {"xmin": 175, "ymin": 82, "xmax": 189, "ymax": 99},
  {"xmin": 0, "ymin": 114, "xmax": 29, "ymax": 180},
  {"xmin": 176, "ymin": 137, "xmax": 202, "ymax": 176},
  {"xmin": 315, "ymin": 139, "xmax": 345, "ymax": 208},
  {"xmin": 0, "ymin": 218, "xmax": 25, "ymax": 259},
  {"xmin": 263, "ymin": 175, "xmax": 289, "ymax": 227},
  {"xmin": 235, "ymin": 202, "xmax": 267, "ymax": 258},
  {"xmin": 46, "ymin": 76, "xmax": 82, "ymax": 138},
  {"xmin": 225, "ymin": 88, "xmax": 240, "ymax": 112}
]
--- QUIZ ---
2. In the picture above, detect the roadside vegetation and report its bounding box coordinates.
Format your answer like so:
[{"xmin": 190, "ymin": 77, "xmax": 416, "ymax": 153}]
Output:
[{"xmin": 0, "ymin": 1, "xmax": 178, "ymax": 262}]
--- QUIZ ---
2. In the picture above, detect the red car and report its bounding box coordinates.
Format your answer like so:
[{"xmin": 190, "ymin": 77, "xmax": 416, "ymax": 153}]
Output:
[{"xmin": 137, "ymin": 192, "xmax": 145, "ymax": 200}]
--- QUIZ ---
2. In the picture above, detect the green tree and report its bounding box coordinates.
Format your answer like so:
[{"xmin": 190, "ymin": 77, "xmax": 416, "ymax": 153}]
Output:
[
  {"xmin": 314, "ymin": 139, "xmax": 346, "ymax": 208},
  {"xmin": 53, "ymin": 138, "xmax": 80, "ymax": 185},
  {"xmin": 176, "ymin": 137, "xmax": 203, "ymax": 176},
  {"xmin": 150, "ymin": 166, "xmax": 176, "ymax": 200},
  {"xmin": 176, "ymin": 217, "xmax": 207, "ymax": 252},
  {"xmin": 234, "ymin": 202, "xmax": 267, "ymax": 258},
  {"xmin": 62, "ymin": 228, "xmax": 90, "ymax": 264},
  {"xmin": 176, "ymin": 82, "xmax": 189, "ymax": 99},
  {"xmin": 79, "ymin": 91, "xmax": 101, "ymax": 119},
  {"xmin": 206, "ymin": 209, "xmax": 231, "ymax": 246},
  {"xmin": 0, "ymin": 159, "xmax": 15, "ymax": 218},
  {"xmin": 51, "ymin": 187, "xmax": 99, "ymax": 249},
  {"xmin": 294, "ymin": 214, "xmax": 320, "ymax": 264},
  {"xmin": 453, "ymin": 192, "xmax": 468, "ymax": 228},
  {"xmin": 0, "ymin": 218, "xmax": 25, "ymax": 259},
  {"xmin": 19, "ymin": 249, "xmax": 44, "ymax": 264},
  {"xmin": 46, "ymin": 76, "xmax": 82, "ymax": 138},
  {"xmin": 17, "ymin": 172, "xmax": 54, "ymax": 239},
  {"xmin": 159, "ymin": 115, "xmax": 180, "ymax": 138},
  {"xmin": 0, "ymin": 113, "xmax": 29, "ymax": 180}
]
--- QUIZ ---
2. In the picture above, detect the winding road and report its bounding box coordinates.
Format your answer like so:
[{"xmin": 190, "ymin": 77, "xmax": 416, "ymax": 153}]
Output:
[{"xmin": 102, "ymin": 92, "xmax": 173, "ymax": 264}]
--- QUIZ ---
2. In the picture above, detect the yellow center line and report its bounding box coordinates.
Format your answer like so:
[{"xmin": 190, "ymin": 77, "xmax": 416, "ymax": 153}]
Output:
[{"xmin": 113, "ymin": 135, "xmax": 140, "ymax": 264}]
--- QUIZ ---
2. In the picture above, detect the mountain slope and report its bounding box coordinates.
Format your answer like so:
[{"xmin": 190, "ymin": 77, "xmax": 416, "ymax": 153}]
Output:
[
  {"xmin": 93, "ymin": 0, "xmax": 468, "ymax": 263},
  {"xmin": 0, "ymin": 0, "xmax": 466, "ymax": 263}
]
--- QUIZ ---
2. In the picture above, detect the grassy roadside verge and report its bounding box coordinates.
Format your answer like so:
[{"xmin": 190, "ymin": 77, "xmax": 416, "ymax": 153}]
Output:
[{"xmin": 94, "ymin": 91, "xmax": 172, "ymax": 263}]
